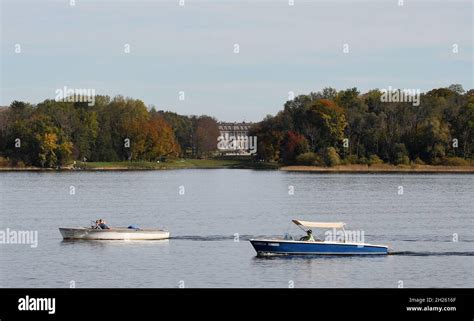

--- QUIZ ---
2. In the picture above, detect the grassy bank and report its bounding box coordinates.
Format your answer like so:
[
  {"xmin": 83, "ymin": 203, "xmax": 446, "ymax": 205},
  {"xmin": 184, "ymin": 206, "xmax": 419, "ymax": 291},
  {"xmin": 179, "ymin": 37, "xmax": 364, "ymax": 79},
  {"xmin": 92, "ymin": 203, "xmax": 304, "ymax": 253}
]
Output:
[
  {"xmin": 81, "ymin": 159, "xmax": 280, "ymax": 170},
  {"xmin": 0, "ymin": 159, "xmax": 280, "ymax": 171}
]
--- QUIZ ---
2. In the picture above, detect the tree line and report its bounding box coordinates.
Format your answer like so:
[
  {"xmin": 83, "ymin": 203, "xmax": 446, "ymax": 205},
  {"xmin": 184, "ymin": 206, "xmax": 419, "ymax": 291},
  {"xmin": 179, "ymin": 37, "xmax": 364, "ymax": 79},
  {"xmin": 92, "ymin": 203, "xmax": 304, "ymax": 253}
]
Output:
[
  {"xmin": 0, "ymin": 95, "xmax": 219, "ymax": 167},
  {"xmin": 0, "ymin": 85, "xmax": 472, "ymax": 168},
  {"xmin": 250, "ymin": 85, "xmax": 473, "ymax": 166}
]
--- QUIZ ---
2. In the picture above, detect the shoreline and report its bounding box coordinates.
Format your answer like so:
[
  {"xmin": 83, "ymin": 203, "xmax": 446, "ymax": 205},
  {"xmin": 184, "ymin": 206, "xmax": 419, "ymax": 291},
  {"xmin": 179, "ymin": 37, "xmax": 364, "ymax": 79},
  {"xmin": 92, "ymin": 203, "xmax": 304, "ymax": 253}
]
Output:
[
  {"xmin": 280, "ymin": 164, "xmax": 474, "ymax": 173},
  {"xmin": 1, "ymin": 162, "xmax": 473, "ymax": 173},
  {"xmin": 0, "ymin": 159, "xmax": 279, "ymax": 171}
]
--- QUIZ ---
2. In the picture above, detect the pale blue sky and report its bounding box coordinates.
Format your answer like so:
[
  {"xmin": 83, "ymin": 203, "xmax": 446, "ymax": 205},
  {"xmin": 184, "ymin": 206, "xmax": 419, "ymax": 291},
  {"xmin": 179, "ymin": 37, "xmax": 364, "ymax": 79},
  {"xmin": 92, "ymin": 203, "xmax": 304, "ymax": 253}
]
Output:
[{"xmin": 1, "ymin": 0, "xmax": 472, "ymax": 121}]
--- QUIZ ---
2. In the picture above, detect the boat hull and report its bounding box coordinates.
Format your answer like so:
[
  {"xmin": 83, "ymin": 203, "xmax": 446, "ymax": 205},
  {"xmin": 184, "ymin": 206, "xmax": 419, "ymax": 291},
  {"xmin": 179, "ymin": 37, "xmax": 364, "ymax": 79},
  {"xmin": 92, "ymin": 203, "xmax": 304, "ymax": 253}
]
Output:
[
  {"xmin": 59, "ymin": 227, "xmax": 170, "ymax": 240},
  {"xmin": 250, "ymin": 239, "xmax": 388, "ymax": 255}
]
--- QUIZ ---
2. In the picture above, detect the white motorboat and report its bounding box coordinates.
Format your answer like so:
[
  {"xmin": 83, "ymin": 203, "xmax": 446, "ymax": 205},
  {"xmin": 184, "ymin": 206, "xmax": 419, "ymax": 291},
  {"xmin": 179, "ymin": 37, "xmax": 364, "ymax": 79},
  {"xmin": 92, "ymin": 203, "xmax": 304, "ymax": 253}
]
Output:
[{"xmin": 59, "ymin": 227, "xmax": 170, "ymax": 240}]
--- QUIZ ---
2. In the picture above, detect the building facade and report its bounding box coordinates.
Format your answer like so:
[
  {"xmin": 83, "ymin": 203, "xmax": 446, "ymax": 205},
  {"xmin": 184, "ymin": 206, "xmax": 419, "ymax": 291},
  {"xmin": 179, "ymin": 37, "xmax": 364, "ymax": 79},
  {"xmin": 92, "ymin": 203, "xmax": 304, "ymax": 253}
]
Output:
[{"xmin": 218, "ymin": 122, "xmax": 255, "ymax": 155}]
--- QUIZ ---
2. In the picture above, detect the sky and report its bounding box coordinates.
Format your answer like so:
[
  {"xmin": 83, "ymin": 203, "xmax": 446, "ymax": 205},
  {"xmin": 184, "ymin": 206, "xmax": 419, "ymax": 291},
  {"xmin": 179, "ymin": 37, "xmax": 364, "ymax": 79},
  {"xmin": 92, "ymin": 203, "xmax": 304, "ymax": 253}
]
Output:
[{"xmin": 0, "ymin": 0, "xmax": 472, "ymax": 122}]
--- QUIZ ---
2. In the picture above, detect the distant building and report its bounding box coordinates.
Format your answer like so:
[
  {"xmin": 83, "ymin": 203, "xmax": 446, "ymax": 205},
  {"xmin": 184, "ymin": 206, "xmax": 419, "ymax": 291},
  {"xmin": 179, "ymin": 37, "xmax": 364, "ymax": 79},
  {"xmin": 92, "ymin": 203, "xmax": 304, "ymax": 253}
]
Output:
[
  {"xmin": 218, "ymin": 122, "xmax": 253, "ymax": 138},
  {"xmin": 218, "ymin": 122, "xmax": 255, "ymax": 155}
]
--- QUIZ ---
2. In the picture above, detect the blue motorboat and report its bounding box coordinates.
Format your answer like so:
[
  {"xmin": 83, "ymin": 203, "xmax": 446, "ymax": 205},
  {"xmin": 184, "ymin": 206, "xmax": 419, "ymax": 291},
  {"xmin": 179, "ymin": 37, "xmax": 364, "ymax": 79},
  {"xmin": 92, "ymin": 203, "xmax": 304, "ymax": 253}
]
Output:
[{"xmin": 250, "ymin": 220, "xmax": 388, "ymax": 256}]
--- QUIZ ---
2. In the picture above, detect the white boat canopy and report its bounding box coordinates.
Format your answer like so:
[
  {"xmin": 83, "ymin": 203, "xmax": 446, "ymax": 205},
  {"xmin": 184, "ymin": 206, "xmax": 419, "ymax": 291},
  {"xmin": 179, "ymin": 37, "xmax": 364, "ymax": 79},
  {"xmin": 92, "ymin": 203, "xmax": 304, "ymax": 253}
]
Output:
[{"xmin": 292, "ymin": 220, "xmax": 346, "ymax": 229}]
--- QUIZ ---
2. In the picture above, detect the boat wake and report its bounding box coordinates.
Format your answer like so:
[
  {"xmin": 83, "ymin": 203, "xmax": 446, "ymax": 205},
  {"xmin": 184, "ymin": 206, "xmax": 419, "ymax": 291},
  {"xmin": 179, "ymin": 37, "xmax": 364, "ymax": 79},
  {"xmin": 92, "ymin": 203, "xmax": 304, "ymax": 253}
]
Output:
[
  {"xmin": 365, "ymin": 235, "xmax": 474, "ymax": 242},
  {"xmin": 389, "ymin": 251, "xmax": 474, "ymax": 256},
  {"xmin": 397, "ymin": 239, "xmax": 474, "ymax": 242},
  {"xmin": 170, "ymin": 235, "xmax": 259, "ymax": 241}
]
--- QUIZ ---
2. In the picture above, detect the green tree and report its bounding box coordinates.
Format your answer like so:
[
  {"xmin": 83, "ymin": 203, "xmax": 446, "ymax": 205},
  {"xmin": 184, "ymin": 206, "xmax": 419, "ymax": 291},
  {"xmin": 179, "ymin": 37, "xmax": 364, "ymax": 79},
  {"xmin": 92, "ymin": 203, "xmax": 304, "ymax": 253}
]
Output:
[
  {"xmin": 322, "ymin": 147, "xmax": 341, "ymax": 167},
  {"xmin": 417, "ymin": 117, "xmax": 450, "ymax": 162},
  {"xmin": 303, "ymin": 99, "xmax": 346, "ymax": 151}
]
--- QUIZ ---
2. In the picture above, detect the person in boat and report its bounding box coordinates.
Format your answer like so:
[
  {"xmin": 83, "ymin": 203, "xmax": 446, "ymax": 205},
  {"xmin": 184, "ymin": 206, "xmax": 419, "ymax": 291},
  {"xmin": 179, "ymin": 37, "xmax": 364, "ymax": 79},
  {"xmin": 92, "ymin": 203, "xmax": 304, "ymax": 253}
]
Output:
[
  {"xmin": 92, "ymin": 220, "xmax": 100, "ymax": 229},
  {"xmin": 98, "ymin": 219, "xmax": 110, "ymax": 230},
  {"xmin": 299, "ymin": 229, "xmax": 315, "ymax": 242}
]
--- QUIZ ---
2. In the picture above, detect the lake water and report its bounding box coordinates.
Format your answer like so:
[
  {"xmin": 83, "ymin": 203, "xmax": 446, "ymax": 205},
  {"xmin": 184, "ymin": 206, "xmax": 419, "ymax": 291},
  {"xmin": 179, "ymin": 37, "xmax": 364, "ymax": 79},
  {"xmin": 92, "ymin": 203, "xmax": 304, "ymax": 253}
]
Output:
[{"xmin": 0, "ymin": 170, "xmax": 473, "ymax": 288}]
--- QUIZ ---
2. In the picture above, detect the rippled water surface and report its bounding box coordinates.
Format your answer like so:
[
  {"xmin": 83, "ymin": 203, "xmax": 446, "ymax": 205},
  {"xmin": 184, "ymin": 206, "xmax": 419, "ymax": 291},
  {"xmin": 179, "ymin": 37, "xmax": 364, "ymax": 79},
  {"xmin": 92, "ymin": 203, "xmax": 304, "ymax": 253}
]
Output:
[{"xmin": 1, "ymin": 170, "xmax": 473, "ymax": 287}]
